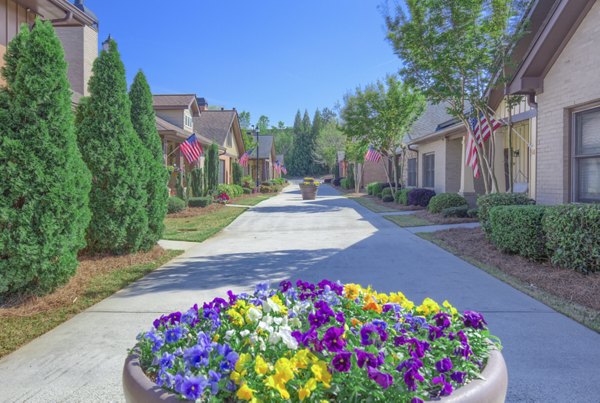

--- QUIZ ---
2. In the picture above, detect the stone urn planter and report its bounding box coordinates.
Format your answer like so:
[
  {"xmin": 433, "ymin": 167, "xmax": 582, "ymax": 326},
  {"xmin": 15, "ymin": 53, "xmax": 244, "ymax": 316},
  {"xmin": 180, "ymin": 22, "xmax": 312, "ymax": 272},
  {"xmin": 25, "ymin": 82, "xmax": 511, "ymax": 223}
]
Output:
[
  {"xmin": 123, "ymin": 348, "xmax": 507, "ymax": 402},
  {"xmin": 299, "ymin": 183, "xmax": 318, "ymax": 200}
]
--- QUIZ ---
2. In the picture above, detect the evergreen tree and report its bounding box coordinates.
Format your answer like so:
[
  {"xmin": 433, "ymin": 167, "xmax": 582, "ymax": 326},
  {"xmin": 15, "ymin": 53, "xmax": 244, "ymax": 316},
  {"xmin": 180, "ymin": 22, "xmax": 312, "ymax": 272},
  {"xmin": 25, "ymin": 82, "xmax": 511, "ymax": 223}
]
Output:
[
  {"xmin": 205, "ymin": 144, "xmax": 219, "ymax": 194},
  {"xmin": 0, "ymin": 20, "xmax": 91, "ymax": 297},
  {"xmin": 129, "ymin": 70, "xmax": 168, "ymax": 250},
  {"xmin": 310, "ymin": 109, "xmax": 323, "ymax": 173},
  {"xmin": 76, "ymin": 39, "xmax": 148, "ymax": 254}
]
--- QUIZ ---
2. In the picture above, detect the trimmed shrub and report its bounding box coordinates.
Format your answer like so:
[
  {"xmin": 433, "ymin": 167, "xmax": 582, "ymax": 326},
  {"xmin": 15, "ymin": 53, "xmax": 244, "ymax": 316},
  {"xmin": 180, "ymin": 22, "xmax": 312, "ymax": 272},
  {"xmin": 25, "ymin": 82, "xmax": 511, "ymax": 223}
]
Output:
[
  {"xmin": 205, "ymin": 144, "xmax": 219, "ymax": 194},
  {"xmin": 340, "ymin": 178, "xmax": 352, "ymax": 189},
  {"xmin": 382, "ymin": 195, "xmax": 394, "ymax": 202},
  {"xmin": 167, "ymin": 197, "xmax": 186, "ymax": 214},
  {"xmin": 428, "ymin": 193, "xmax": 468, "ymax": 214},
  {"xmin": 241, "ymin": 175, "xmax": 254, "ymax": 188},
  {"xmin": 489, "ymin": 205, "xmax": 548, "ymax": 260},
  {"xmin": 367, "ymin": 182, "xmax": 380, "ymax": 196},
  {"xmin": 407, "ymin": 188, "xmax": 436, "ymax": 207},
  {"xmin": 232, "ymin": 162, "xmax": 243, "ymax": 186},
  {"xmin": 129, "ymin": 71, "xmax": 169, "ymax": 250},
  {"xmin": 543, "ymin": 204, "xmax": 600, "ymax": 273},
  {"xmin": 243, "ymin": 187, "xmax": 252, "ymax": 194},
  {"xmin": 76, "ymin": 38, "xmax": 149, "ymax": 254},
  {"xmin": 441, "ymin": 205, "xmax": 469, "ymax": 218},
  {"xmin": 396, "ymin": 189, "xmax": 410, "ymax": 205},
  {"xmin": 0, "ymin": 20, "xmax": 91, "ymax": 297},
  {"xmin": 381, "ymin": 188, "xmax": 393, "ymax": 200},
  {"xmin": 467, "ymin": 208, "xmax": 479, "ymax": 218},
  {"xmin": 190, "ymin": 168, "xmax": 203, "ymax": 197},
  {"xmin": 217, "ymin": 184, "xmax": 243, "ymax": 199},
  {"xmin": 188, "ymin": 197, "xmax": 212, "ymax": 208},
  {"xmin": 260, "ymin": 185, "xmax": 274, "ymax": 193},
  {"xmin": 477, "ymin": 193, "xmax": 535, "ymax": 235}
]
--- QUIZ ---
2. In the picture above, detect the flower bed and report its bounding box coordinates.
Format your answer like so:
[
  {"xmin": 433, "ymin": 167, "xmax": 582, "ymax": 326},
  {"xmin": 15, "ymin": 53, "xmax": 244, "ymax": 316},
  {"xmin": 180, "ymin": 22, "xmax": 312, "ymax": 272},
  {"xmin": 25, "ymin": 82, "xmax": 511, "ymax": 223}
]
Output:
[{"xmin": 131, "ymin": 280, "xmax": 501, "ymax": 402}]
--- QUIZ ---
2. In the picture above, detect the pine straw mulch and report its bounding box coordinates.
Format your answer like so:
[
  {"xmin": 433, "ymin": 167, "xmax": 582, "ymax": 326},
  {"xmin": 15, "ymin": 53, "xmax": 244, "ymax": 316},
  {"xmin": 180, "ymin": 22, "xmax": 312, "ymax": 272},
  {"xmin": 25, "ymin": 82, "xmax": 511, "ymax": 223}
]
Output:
[
  {"xmin": 429, "ymin": 228, "xmax": 600, "ymax": 312},
  {"xmin": 412, "ymin": 210, "xmax": 479, "ymax": 225},
  {"xmin": 0, "ymin": 246, "xmax": 167, "ymax": 317}
]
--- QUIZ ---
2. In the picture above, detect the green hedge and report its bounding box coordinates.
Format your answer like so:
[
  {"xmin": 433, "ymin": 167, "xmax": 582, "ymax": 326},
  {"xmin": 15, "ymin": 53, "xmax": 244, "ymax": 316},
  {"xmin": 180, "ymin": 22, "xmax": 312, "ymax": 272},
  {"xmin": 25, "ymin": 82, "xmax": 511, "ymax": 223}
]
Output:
[
  {"xmin": 428, "ymin": 193, "xmax": 468, "ymax": 214},
  {"xmin": 367, "ymin": 182, "xmax": 383, "ymax": 197},
  {"xmin": 340, "ymin": 178, "xmax": 350, "ymax": 189},
  {"xmin": 167, "ymin": 197, "xmax": 186, "ymax": 214},
  {"xmin": 217, "ymin": 184, "xmax": 244, "ymax": 199},
  {"xmin": 242, "ymin": 187, "xmax": 253, "ymax": 194},
  {"xmin": 381, "ymin": 188, "xmax": 393, "ymax": 199},
  {"xmin": 543, "ymin": 204, "xmax": 600, "ymax": 273},
  {"xmin": 441, "ymin": 205, "xmax": 469, "ymax": 218},
  {"xmin": 489, "ymin": 205, "xmax": 548, "ymax": 260},
  {"xmin": 467, "ymin": 208, "xmax": 479, "ymax": 218},
  {"xmin": 396, "ymin": 189, "xmax": 410, "ymax": 205},
  {"xmin": 188, "ymin": 197, "xmax": 212, "ymax": 208},
  {"xmin": 477, "ymin": 193, "xmax": 535, "ymax": 235}
]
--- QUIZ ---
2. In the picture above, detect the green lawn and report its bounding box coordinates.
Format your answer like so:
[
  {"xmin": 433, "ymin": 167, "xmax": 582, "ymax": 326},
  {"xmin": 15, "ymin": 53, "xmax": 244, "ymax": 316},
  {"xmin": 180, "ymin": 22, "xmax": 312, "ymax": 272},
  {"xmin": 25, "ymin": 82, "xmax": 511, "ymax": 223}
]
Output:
[
  {"xmin": 385, "ymin": 214, "xmax": 432, "ymax": 227},
  {"xmin": 233, "ymin": 194, "xmax": 275, "ymax": 206},
  {"xmin": 348, "ymin": 196, "xmax": 397, "ymax": 213},
  {"xmin": 163, "ymin": 206, "xmax": 247, "ymax": 242},
  {"xmin": 0, "ymin": 250, "xmax": 181, "ymax": 358}
]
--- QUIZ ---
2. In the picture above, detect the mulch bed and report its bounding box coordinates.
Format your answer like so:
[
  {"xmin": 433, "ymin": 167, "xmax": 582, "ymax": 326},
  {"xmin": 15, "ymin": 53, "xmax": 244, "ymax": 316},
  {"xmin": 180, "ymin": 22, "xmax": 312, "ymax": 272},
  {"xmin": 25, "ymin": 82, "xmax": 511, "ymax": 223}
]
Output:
[
  {"xmin": 430, "ymin": 228, "xmax": 600, "ymax": 312},
  {"xmin": 413, "ymin": 210, "xmax": 479, "ymax": 225},
  {"xmin": 167, "ymin": 193, "xmax": 271, "ymax": 219},
  {"xmin": 0, "ymin": 246, "xmax": 167, "ymax": 315}
]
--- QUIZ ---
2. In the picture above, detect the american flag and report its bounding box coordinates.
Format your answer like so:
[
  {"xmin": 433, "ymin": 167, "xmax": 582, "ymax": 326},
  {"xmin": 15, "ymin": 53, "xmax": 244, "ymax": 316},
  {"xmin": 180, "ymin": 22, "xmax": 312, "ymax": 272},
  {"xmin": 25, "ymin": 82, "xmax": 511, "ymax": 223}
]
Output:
[
  {"xmin": 239, "ymin": 150, "xmax": 252, "ymax": 167},
  {"xmin": 180, "ymin": 134, "xmax": 203, "ymax": 164},
  {"xmin": 281, "ymin": 165, "xmax": 287, "ymax": 175},
  {"xmin": 365, "ymin": 146, "xmax": 382, "ymax": 162},
  {"xmin": 466, "ymin": 114, "xmax": 502, "ymax": 178},
  {"xmin": 274, "ymin": 160, "xmax": 281, "ymax": 174}
]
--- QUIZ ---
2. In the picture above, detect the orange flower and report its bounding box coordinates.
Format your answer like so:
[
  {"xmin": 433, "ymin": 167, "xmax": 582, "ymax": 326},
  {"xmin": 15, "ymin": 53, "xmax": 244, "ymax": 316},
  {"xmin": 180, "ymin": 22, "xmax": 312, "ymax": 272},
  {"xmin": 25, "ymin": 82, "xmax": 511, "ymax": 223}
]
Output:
[
  {"xmin": 351, "ymin": 318, "xmax": 363, "ymax": 327},
  {"xmin": 362, "ymin": 296, "xmax": 382, "ymax": 313}
]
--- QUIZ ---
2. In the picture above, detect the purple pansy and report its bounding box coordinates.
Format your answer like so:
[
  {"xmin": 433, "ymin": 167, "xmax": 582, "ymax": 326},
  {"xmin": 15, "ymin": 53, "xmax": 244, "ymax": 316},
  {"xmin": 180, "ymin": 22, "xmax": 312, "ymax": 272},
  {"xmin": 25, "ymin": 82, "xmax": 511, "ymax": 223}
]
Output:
[
  {"xmin": 332, "ymin": 351, "xmax": 352, "ymax": 372},
  {"xmin": 367, "ymin": 367, "xmax": 394, "ymax": 389},
  {"xmin": 463, "ymin": 310, "xmax": 487, "ymax": 330},
  {"xmin": 433, "ymin": 376, "xmax": 453, "ymax": 396},
  {"xmin": 451, "ymin": 371, "xmax": 467, "ymax": 384},
  {"xmin": 165, "ymin": 326, "xmax": 184, "ymax": 344},
  {"xmin": 322, "ymin": 326, "xmax": 346, "ymax": 352},
  {"xmin": 180, "ymin": 375, "xmax": 208, "ymax": 400},
  {"xmin": 183, "ymin": 345, "xmax": 209, "ymax": 368},
  {"xmin": 435, "ymin": 358, "xmax": 453, "ymax": 373}
]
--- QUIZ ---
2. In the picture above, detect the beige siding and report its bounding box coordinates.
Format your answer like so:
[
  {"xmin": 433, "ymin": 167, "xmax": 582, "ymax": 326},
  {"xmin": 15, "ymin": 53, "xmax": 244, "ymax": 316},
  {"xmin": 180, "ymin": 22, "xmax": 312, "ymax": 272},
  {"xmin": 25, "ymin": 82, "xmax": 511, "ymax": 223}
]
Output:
[
  {"xmin": 536, "ymin": 1, "xmax": 600, "ymax": 204},
  {"xmin": 156, "ymin": 110, "xmax": 187, "ymax": 131},
  {"xmin": 445, "ymin": 138, "xmax": 462, "ymax": 193}
]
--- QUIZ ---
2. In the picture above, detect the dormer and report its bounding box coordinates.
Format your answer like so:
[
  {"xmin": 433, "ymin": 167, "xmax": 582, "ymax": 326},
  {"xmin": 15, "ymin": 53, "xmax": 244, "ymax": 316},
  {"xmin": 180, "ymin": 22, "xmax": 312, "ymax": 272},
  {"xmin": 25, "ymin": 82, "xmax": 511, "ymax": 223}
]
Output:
[{"xmin": 152, "ymin": 94, "xmax": 200, "ymax": 134}]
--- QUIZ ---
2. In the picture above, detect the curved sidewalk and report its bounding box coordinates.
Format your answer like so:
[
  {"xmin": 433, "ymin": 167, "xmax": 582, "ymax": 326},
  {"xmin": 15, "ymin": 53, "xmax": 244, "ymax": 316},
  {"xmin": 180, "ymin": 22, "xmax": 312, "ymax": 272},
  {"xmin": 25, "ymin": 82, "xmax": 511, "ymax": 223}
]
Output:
[{"xmin": 0, "ymin": 184, "xmax": 599, "ymax": 402}]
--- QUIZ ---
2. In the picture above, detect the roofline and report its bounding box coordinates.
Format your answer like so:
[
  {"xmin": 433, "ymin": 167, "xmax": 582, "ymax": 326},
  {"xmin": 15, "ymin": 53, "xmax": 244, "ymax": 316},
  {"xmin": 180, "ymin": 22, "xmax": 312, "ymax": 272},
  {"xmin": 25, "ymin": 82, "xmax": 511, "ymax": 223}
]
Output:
[
  {"xmin": 507, "ymin": 0, "xmax": 596, "ymax": 95},
  {"xmin": 48, "ymin": 0, "xmax": 97, "ymax": 28},
  {"xmin": 408, "ymin": 122, "xmax": 466, "ymax": 145}
]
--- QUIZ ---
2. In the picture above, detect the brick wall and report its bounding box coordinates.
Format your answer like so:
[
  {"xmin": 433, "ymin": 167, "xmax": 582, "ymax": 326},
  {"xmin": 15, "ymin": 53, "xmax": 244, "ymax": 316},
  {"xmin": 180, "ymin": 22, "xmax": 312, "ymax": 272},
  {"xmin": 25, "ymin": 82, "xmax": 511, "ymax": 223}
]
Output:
[
  {"xmin": 55, "ymin": 25, "xmax": 98, "ymax": 96},
  {"xmin": 536, "ymin": 1, "xmax": 600, "ymax": 204},
  {"xmin": 362, "ymin": 159, "xmax": 388, "ymax": 186}
]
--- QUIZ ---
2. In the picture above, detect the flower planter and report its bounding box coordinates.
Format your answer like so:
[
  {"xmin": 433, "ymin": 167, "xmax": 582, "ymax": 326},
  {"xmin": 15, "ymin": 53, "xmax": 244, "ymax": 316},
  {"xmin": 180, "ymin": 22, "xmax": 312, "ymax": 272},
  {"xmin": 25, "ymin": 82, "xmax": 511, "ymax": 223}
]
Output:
[
  {"xmin": 299, "ymin": 184, "xmax": 318, "ymax": 200},
  {"xmin": 123, "ymin": 348, "xmax": 507, "ymax": 402}
]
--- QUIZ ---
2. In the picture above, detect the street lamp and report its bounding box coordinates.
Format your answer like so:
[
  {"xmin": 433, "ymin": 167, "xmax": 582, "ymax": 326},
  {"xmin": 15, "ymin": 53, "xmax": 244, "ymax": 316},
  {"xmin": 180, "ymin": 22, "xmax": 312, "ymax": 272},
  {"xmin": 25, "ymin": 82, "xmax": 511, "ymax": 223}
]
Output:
[{"xmin": 255, "ymin": 126, "xmax": 260, "ymax": 187}]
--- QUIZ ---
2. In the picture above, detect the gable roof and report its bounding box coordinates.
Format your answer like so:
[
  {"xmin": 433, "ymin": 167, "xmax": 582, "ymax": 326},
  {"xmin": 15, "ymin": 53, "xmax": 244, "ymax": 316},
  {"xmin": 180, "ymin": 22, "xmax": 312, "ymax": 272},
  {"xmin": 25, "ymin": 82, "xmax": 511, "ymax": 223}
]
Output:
[
  {"xmin": 249, "ymin": 135, "xmax": 274, "ymax": 159},
  {"xmin": 193, "ymin": 110, "xmax": 236, "ymax": 146},
  {"xmin": 507, "ymin": 0, "xmax": 596, "ymax": 96},
  {"xmin": 153, "ymin": 94, "xmax": 200, "ymax": 115},
  {"xmin": 155, "ymin": 116, "xmax": 213, "ymax": 145},
  {"xmin": 406, "ymin": 102, "xmax": 455, "ymax": 142}
]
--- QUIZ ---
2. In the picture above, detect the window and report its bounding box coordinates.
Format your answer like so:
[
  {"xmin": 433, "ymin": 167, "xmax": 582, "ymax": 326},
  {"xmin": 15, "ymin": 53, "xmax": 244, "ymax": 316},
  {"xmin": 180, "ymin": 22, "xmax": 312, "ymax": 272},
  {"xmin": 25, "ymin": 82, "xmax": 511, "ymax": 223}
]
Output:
[
  {"xmin": 184, "ymin": 113, "xmax": 193, "ymax": 129},
  {"xmin": 573, "ymin": 107, "xmax": 600, "ymax": 202},
  {"xmin": 423, "ymin": 153, "xmax": 435, "ymax": 188},
  {"xmin": 407, "ymin": 158, "xmax": 417, "ymax": 187}
]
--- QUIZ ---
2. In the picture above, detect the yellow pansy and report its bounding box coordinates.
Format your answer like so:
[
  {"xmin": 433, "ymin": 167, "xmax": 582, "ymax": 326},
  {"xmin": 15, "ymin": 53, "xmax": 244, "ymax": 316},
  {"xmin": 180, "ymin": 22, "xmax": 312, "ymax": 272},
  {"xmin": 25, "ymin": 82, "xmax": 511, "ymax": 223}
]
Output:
[
  {"xmin": 227, "ymin": 308, "xmax": 245, "ymax": 327},
  {"xmin": 236, "ymin": 383, "xmax": 255, "ymax": 401},
  {"xmin": 362, "ymin": 295, "xmax": 382, "ymax": 313},
  {"xmin": 270, "ymin": 295, "xmax": 288, "ymax": 315},
  {"xmin": 236, "ymin": 353, "xmax": 252, "ymax": 372},
  {"xmin": 344, "ymin": 283, "xmax": 361, "ymax": 300},
  {"xmin": 255, "ymin": 355, "xmax": 269, "ymax": 375},
  {"xmin": 377, "ymin": 293, "xmax": 390, "ymax": 304},
  {"xmin": 291, "ymin": 349, "xmax": 316, "ymax": 369},
  {"xmin": 443, "ymin": 300, "xmax": 458, "ymax": 316},
  {"xmin": 416, "ymin": 297, "xmax": 441, "ymax": 316},
  {"xmin": 298, "ymin": 378, "xmax": 318, "ymax": 401},
  {"xmin": 311, "ymin": 361, "xmax": 332, "ymax": 388}
]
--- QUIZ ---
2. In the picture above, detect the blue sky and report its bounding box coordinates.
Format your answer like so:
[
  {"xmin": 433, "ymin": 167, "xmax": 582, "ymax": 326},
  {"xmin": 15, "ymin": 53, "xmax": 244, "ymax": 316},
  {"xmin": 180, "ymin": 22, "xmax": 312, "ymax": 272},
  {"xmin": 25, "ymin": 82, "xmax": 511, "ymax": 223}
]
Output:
[{"xmin": 85, "ymin": 1, "xmax": 402, "ymax": 126}]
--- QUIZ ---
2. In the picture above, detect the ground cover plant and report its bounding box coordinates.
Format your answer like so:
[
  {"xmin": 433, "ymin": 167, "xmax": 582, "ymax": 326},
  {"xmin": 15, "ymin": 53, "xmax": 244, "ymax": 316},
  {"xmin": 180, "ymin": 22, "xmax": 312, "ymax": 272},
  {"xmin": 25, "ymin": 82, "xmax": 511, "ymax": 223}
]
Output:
[{"xmin": 134, "ymin": 280, "xmax": 499, "ymax": 402}]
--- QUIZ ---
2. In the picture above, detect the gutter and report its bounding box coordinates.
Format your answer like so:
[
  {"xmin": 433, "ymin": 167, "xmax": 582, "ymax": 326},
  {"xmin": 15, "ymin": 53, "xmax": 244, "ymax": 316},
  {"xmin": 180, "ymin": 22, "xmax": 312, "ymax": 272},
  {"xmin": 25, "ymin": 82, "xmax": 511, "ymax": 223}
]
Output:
[{"xmin": 407, "ymin": 122, "xmax": 465, "ymax": 146}]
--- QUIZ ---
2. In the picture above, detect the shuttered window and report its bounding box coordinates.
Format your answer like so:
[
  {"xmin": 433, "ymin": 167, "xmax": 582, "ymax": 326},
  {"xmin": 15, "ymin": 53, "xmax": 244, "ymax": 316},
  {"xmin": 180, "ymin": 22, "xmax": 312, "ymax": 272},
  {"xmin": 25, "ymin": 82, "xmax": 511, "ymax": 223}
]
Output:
[
  {"xmin": 423, "ymin": 153, "xmax": 435, "ymax": 188},
  {"xmin": 574, "ymin": 107, "xmax": 600, "ymax": 202},
  {"xmin": 407, "ymin": 158, "xmax": 417, "ymax": 187}
]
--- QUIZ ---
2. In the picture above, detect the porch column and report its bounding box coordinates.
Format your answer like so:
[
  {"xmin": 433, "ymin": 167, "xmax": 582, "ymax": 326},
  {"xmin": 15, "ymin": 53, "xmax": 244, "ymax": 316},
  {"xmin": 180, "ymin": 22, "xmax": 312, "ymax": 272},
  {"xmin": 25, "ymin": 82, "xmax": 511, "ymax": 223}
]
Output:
[{"xmin": 162, "ymin": 137, "xmax": 168, "ymax": 166}]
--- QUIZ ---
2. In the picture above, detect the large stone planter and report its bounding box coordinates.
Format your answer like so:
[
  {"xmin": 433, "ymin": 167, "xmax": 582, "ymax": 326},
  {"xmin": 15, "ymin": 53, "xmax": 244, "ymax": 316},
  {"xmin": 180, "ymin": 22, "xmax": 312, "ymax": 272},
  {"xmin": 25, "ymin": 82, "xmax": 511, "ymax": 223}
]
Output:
[
  {"xmin": 122, "ymin": 348, "xmax": 507, "ymax": 402},
  {"xmin": 299, "ymin": 184, "xmax": 318, "ymax": 200}
]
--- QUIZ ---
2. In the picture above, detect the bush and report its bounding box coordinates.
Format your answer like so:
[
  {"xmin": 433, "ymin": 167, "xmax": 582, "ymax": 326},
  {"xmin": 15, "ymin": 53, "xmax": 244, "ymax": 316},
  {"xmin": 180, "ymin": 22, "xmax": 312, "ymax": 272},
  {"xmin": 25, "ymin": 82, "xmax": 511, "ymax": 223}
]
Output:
[
  {"xmin": 467, "ymin": 208, "xmax": 479, "ymax": 218},
  {"xmin": 333, "ymin": 177, "xmax": 343, "ymax": 187},
  {"xmin": 340, "ymin": 178, "xmax": 353, "ymax": 190},
  {"xmin": 167, "ymin": 197, "xmax": 186, "ymax": 214},
  {"xmin": 441, "ymin": 205, "xmax": 469, "ymax": 218},
  {"xmin": 232, "ymin": 162, "xmax": 244, "ymax": 186},
  {"xmin": 382, "ymin": 195, "xmax": 394, "ymax": 202},
  {"xmin": 217, "ymin": 184, "xmax": 243, "ymax": 199},
  {"xmin": 477, "ymin": 193, "xmax": 535, "ymax": 235},
  {"xmin": 260, "ymin": 185, "xmax": 274, "ymax": 193},
  {"xmin": 381, "ymin": 188, "xmax": 393, "ymax": 201},
  {"xmin": 129, "ymin": 70, "xmax": 169, "ymax": 250},
  {"xmin": 428, "ymin": 193, "xmax": 468, "ymax": 214},
  {"xmin": 396, "ymin": 189, "xmax": 410, "ymax": 205},
  {"xmin": 543, "ymin": 204, "xmax": 600, "ymax": 273},
  {"xmin": 205, "ymin": 144, "xmax": 219, "ymax": 194},
  {"xmin": 489, "ymin": 205, "xmax": 548, "ymax": 260},
  {"xmin": 367, "ymin": 182, "xmax": 382, "ymax": 196},
  {"xmin": 242, "ymin": 187, "xmax": 252, "ymax": 194},
  {"xmin": 241, "ymin": 175, "xmax": 254, "ymax": 188},
  {"xmin": 77, "ymin": 38, "xmax": 149, "ymax": 255},
  {"xmin": 407, "ymin": 188, "xmax": 436, "ymax": 207},
  {"xmin": 0, "ymin": 21, "xmax": 91, "ymax": 297},
  {"xmin": 188, "ymin": 197, "xmax": 212, "ymax": 208}
]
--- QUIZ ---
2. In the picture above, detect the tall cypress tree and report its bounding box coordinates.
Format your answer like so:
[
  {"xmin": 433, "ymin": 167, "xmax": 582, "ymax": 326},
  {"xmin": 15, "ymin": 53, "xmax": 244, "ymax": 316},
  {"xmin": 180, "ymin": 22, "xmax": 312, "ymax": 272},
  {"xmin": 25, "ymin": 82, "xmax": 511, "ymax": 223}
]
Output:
[
  {"xmin": 129, "ymin": 70, "xmax": 168, "ymax": 250},
  {"xmin": 311, "ymin": 109, "xmax": 323, "ymax": 173},
  {"xmin": 289, "ymin": 110, "xmax": 303, "ymax": 175},
  {"xmin": 76, "ymin": 39, "xmax": 148, "ymax": 254},
  {"xmin": 0, "ymin": 20, "xmax": 91, "ymax": 297}
]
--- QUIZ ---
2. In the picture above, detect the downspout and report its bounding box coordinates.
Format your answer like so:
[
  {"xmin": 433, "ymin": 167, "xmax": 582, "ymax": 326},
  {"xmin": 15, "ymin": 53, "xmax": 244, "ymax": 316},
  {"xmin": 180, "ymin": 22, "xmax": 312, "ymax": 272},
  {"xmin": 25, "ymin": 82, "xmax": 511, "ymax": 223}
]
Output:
[{"xmin": 50, "ymin": 10, "xmax": 74, "ymax": 25}]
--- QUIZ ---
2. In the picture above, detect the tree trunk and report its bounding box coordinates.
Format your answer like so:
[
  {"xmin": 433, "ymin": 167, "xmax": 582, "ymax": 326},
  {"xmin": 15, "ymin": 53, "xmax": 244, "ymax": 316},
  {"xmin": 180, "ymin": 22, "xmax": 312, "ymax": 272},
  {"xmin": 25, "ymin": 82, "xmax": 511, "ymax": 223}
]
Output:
[{"xmin": 507, "ymin": 97, "xmax": 514, "ymax": 193}]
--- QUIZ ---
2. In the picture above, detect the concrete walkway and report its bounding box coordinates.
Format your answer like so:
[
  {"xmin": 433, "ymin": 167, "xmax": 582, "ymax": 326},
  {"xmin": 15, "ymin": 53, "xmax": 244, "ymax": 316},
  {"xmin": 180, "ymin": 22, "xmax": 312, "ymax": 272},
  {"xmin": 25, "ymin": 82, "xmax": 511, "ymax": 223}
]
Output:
[{"xmin": 1, "ymin": 184, "xmax": 599, "ymax": 402}]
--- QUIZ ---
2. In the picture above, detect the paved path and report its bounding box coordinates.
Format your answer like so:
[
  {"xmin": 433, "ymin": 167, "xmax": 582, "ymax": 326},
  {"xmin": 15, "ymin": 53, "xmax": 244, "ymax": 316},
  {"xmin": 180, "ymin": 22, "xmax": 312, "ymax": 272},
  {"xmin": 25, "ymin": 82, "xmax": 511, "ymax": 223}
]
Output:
[{"xmin": 1, "ymin": 184, "xmax": 600, "ymax": 402}]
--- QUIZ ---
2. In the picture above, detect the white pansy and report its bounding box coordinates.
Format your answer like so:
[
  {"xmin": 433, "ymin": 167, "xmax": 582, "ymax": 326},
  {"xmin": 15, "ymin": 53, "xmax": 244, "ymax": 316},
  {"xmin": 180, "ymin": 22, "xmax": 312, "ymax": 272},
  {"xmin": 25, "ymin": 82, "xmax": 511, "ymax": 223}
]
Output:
[
  {"xmin": 273, "ymin": 317, "xmax": 283, "ymax": 325},
  {"xmin": 279, "ymin": 328, "xmax": 298, "ymax": 350},
  {"xmin": 239, "ymin": 330, "xmax": 250, "ymax": 337},
  {"xmin": 225, "ymin": 329, "xmax": 235, "ymax": 340},
  {"xmin": 263, "ymin": 298, "xmax": 281, "ymax": 314},
  {"xmin": 246, "ymin": 307, "xmax": 262, "ymax": 322},
  {"xmin": 289, "ymin": 317, "xmax": 302, "ymax": 328},
  {"xmin": 268, "ymin": 332, "xmax": 281, "ymax": 345}
]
